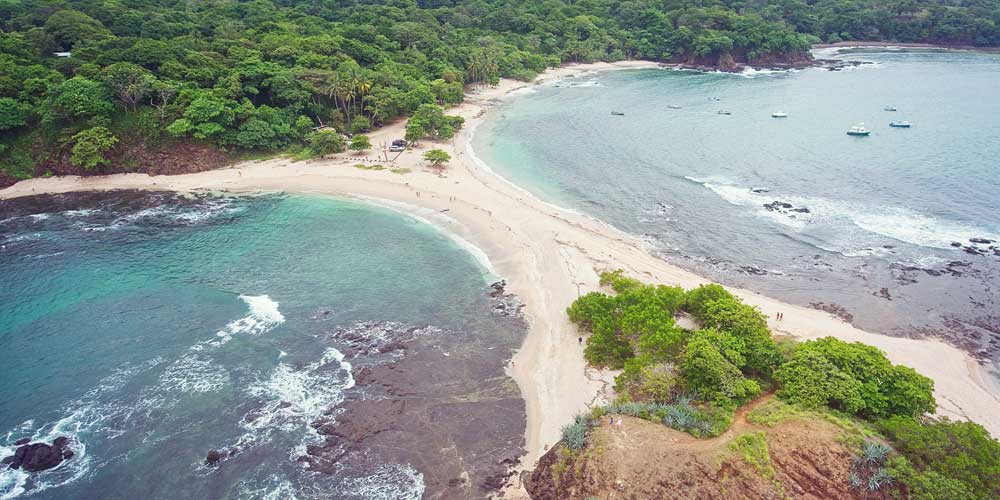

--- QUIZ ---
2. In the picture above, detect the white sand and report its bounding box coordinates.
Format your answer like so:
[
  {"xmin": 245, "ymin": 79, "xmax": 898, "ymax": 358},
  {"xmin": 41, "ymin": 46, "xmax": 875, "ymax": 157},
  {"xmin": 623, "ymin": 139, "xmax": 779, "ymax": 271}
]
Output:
[{"xmin": 3, "ymin": 60, "xmax": 998, "ymax": 497}]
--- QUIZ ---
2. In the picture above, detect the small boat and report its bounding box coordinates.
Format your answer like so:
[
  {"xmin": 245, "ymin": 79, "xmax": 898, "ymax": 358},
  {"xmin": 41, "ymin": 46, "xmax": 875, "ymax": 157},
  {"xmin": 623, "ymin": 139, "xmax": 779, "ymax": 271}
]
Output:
[
  {"xmin": 667, "ymin": 105, "xmax": 682, "ymax": 109},
  {"xmin": 717, "ymin": 110, "xmax": 732, "ymax": 115},
  {"xmin": 846, "ymin": 123, "xmax": 871, "ymax": 136},
  {"xmin": 884, "ymin": 106, "xmax": 897, "ymax": 111},
  {"xmin": 889, "ymin": 121, "xmax": 912, "ymax": 128},
  {"xmin": 771, "ymin": 111, "xmax": 788, "ymax": 118},
  {"xmin": 611, "ymin": 111, "xmax": 625, "ymax": 116}
]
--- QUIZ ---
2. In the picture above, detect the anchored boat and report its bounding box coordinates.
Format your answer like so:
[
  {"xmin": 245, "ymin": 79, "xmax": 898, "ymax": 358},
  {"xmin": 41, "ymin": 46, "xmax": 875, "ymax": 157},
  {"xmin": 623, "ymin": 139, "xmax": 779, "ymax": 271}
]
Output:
[
  {"xmin": 889, "ymin": 121, "xmax": 912, "ymax": 128},
  {"xmin": 611, "ymin": 111, "xmax": 625, "ymax": 116},
  {"xmin": 847, "ymin": 123, "xmax": 871, "ymax": 136},
  {"xmin": 772, "ymin": 111, "xmax": 788, "ymax": 118},
  {"xmin": 717, "ymin": 110, "xmax": 732, "ymax": 115}
]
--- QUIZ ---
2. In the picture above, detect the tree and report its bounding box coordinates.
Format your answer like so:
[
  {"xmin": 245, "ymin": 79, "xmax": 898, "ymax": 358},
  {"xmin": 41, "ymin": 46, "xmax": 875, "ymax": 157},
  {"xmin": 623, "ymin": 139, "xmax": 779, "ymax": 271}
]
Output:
[
  {"xmin": 423, "ymin": 148, "xmax": 451, "ymax": 169},
  {"xmin": 149, "ymin": 80, "xmax": 178, "ymax": 122},
  {"xmin": 44, "ymin": 10, "xmax": 113, "ymax": 50},
  {"xmin": 405, "ymin": 104, "xmax": 464, "ymax": 142},
  {"xmin": 70, "ymin": 126, "xmax": 118, "ymax": 169},
  {"xmin": 349, "ymin": 134, "xmax": 371, "ymax": 153},
  {"xmin": 307, "ymin": 130, "xmax": 345, "ymax": 156},
  {"xmin": 101, "ymin": 63, "xmax": 154, "ymax": 111},
  {"xmin": 681, "ymin": 332, "xmax": 760, "ymax": 407},
  {"xmin": 166, "ymin": 91, "xmax": 237, "ymax": 141},
  {"xmin": 41, "ymin": 77, "xmax": 113, "ymax": 124},
  {"xmin": 0, "ymin": 98, "xmax": 30, "ymax": 131}
]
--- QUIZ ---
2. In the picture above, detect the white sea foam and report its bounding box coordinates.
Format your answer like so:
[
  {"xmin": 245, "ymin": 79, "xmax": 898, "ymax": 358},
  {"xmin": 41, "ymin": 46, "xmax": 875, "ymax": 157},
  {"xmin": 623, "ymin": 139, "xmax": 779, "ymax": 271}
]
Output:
[
  {"xmin": 158, "ymin": 354, "xmax": 230, "ymax": 394},
  {"xmin": 687, "ymin": 176, "xmax": 1000, "ymax": 252},
  {"xmin": 238, "ymin": 475, "xmax": 301, "ymax": 500},
  {"xmin": 340, "ymin": 463, "xmax": 425, "ymax": 500},
  {"xmin": 212, "ymin": 295, "xmax": 285, "ymax": 346},
  {"xmin": 234, "ymin": 347, "xmax": 354, "ymax": 452}
]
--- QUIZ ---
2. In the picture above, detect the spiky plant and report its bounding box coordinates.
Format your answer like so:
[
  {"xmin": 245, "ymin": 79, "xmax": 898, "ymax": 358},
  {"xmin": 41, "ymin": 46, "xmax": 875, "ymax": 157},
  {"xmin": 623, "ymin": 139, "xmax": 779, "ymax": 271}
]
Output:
[
  {"xmin": 860, "ymin": 440, "xmax": 891, "ymax": 466},
  {"xmin": 848, "ymin": 471, "xmax": 863, "ymax": 489}
]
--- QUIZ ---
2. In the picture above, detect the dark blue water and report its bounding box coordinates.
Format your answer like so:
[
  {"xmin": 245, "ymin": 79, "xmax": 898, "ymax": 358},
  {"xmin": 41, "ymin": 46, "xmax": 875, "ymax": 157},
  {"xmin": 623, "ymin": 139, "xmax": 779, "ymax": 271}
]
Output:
[
  {"xmin": 475, "ymin": 48, "xmax": 1000, "ymax": 367},
  {"xmin": 0, "ymin": 191, "xmax": 525, "ymax": 499}
]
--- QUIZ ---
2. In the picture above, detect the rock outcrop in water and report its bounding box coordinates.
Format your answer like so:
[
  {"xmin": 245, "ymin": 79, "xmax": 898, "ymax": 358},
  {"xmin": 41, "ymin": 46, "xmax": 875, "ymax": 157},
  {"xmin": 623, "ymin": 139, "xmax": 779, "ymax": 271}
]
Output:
[
  {"xmin": 298, "ymin": 313, "xmax": 527, "ymax": 498},
  {"xmin": 2, "ymin": 436, "xmax": 75, "ymax": 472}
]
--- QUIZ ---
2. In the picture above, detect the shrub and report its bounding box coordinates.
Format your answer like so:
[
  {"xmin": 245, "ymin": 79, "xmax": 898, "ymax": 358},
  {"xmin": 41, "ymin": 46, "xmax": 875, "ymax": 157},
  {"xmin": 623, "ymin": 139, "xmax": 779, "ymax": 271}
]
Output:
[
  {"xmin": 349, "ymin": 134, "xmax": 372, "ymax": 152},
  {"xmin": 879, "ymin": 416, "xmax": 1000, "ymax": 499},
  {"xmin": 69, "ymin": 126, "xmax": 118, "ymax": 169},
  {"xmin": 683, "ymin": 283, "xmax": 733, "ymax": 319},
  {"xmin": 775, "ymin": 337, "xmax": 935, "ymax": 419},
  {"xmin": 306, "ymin": 129, "xmax": 344, "ymax": 156}
]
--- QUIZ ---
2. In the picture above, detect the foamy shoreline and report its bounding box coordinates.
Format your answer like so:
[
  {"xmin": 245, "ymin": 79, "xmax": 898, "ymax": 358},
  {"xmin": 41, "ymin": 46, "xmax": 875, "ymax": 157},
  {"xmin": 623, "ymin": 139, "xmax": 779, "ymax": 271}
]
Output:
[{"xmin": 3, "ymin": 60, "xmax": 999, "ymax": 498}]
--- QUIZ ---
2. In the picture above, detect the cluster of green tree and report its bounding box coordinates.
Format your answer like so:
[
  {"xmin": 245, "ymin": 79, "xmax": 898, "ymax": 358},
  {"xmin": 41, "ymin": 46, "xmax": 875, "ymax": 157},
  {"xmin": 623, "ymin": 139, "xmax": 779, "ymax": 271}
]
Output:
[
  {"xmin": 568, "ymin": 273, "xmax": 781, "ymax": 412},
  {"xmin": 566, "ymin": 270, "xmax": 1000, "ymax": 498},
  {"xmin": 789, "ymin": 0, "xmax": 1000, "ymax": 46},
  {"xmin": 881, "ymin": 416, "xmax": 1000, "ymax": 499},
  {"xmin": 0, "ymin": 0, "xmax": 819, "ymax": 180}
]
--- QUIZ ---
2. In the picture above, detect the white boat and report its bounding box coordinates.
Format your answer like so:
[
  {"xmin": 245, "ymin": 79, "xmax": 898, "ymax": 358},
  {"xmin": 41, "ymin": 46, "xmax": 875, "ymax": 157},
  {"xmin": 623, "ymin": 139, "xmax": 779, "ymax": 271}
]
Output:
[
  {"xmin": 884, "ymin": 106, "xmax": 897, "ymax": 111},
  {"xmin": 717, "ymin": 110, "xmax": 732, "ymax": 115},
  {"xmin": 889, "ymin": 121, "xmax": 912, "ymax": 128},
  {"xmin": 846, "ymin": 123, "xmax": 871, "ymax": 136},
  {"xmin": 667, "ymin": 105, "xmax": 682, "ymax": 109},
  {"xmin": 771, "ymin": 111, "xmax": 788, "ymax": 118}
]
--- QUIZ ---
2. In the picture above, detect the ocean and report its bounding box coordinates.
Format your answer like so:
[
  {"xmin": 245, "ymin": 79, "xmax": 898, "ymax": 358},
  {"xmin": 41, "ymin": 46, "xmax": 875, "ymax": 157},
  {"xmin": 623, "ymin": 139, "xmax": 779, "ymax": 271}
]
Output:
[
  {"xmin": 474, "ymin": 48, "xmax": 1000, "ymax": 375},
  {"xmin": 0, "ymin": 191, "xmax": 525, "ymax": 499}
]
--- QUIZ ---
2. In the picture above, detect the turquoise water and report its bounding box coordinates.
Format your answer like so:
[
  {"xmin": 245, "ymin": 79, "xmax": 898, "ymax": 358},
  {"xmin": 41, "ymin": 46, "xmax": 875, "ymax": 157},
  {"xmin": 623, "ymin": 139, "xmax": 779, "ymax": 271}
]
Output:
[
  {"xmin": 475, "ymin": 49, "xmax": 1000, "ymax": 361},
  {"xmin": 0, "ymin": 192, "xmax": 524, "ymax": 499}
]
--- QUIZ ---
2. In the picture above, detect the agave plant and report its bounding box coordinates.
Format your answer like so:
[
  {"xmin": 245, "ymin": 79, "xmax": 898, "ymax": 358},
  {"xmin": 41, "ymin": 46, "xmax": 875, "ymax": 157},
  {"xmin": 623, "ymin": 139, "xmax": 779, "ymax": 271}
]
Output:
[
  {"xmin": 848, "ymin": 470, "xmax": 863, "ymax": 489},
  {"xmin": 867, "ymin": 468, "xmax": 893, "ymax": 491},
  {"xmin": 860, "ymin": 440, "xmax": 891, "ymax": 466},
  {"xmin": 561, "ymin": 420, "xmax": 588, "ymax": 450}
]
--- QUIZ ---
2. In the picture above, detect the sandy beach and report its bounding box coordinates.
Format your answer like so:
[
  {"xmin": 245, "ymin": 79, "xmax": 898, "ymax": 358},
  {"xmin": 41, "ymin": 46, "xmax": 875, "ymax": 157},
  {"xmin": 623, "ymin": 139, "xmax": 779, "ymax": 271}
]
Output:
[{"xmin": 3, "ymin": 60, "xmax": 999, "ymax": 497}]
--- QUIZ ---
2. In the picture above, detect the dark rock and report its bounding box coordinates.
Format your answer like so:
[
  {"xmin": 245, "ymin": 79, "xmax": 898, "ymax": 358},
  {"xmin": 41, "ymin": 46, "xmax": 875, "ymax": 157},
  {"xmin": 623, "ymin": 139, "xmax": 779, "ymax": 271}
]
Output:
[
  {"xmin": 7, "ymin": 439, "xmax": 74, "ymax": 472},
  {"xmin": 970, "ymin": 238, "xmax": 994, "ymax": 244},
  {"xmin": 1, "ymin": 456, "xmax": 14, "ymax": 465},
  {"xmin": 763, "ymin": 201, "xmax": 793, "ymax": 211},
  {"xmin": 205, "ymin": 449, "xmax": 224, "ymax": 466},
  {"xmin": 14, "ymin": 438, "xmax": 30, "ymax": 446},
  {"xmin": 750, "ymin": 188, "xmax": 769, "ymax": 194},
  {"xmin": 964, "ymin": 247, "xmax": 983, "ymax": 255},
  {"xmin": 950, "ymin": 241, "xmax": 963, "ymax": 247}
]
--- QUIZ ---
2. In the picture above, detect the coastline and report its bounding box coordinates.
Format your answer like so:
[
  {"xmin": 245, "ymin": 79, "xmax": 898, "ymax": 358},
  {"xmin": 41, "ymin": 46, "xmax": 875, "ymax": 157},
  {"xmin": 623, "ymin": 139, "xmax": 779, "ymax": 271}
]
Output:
[
  {"xmin": 3, "ymin": 59, "xmax": 1000, "ymax": 497},
  {"xmin": 813, "ymin": 40, "xmax": 1000, "ymax": 53}
]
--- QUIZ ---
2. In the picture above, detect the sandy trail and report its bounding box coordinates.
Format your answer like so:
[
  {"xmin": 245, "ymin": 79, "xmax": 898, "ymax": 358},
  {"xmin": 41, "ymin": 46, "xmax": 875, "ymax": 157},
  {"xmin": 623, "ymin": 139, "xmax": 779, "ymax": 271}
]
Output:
[{"xmin": 3, "ymin": 60, "xmax": 998, "ymax": 498}]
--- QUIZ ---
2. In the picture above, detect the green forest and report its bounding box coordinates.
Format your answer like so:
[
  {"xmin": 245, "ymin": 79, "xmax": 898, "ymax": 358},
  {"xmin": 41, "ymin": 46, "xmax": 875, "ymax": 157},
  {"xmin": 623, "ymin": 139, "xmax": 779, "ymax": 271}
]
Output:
[
  {"xmin": 1, "ymin": 0, "xmax": 999, "ymax": 184},
  {"xmin": 564, "ymin": 271, "xmax": 1000, "ymax": 499}
]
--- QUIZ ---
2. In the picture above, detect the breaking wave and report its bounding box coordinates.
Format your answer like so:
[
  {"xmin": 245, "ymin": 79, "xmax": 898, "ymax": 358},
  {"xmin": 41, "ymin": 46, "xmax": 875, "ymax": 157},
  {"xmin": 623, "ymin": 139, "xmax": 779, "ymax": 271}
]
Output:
[
  {"xmin": 209, "ymin": 295, "xmax": 286, "ymax": 347},
  {"xmin": 685, "ymin": 176, "xmax": 1000, "ymax": 252}
]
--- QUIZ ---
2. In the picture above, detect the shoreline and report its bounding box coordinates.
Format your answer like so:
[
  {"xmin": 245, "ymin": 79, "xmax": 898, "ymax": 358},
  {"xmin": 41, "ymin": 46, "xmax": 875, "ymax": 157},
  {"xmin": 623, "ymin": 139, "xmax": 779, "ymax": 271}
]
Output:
[
  {"xmin": 813, "ymin": 41, "xmax": 1000, "ymax": 54},
  {"xmin": 3, "ymin": 59, "xmax": 1000, "ymax": 497}
]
